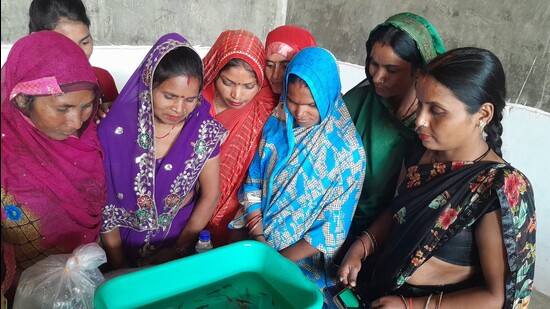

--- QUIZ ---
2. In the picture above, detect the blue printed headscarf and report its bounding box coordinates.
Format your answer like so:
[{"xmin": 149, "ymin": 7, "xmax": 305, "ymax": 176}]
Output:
[{"xmin": 237, "ymin": 47, "xmax": 366, "ymax": 288}]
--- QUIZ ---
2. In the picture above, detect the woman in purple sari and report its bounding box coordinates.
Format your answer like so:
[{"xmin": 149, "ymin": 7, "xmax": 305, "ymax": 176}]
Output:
[{"xmin": 99, "ymin": 33, "xmax": 227, "ymax": 268}]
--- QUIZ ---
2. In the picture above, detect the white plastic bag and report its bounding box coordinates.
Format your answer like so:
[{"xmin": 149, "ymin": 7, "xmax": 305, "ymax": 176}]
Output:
[{"xmin": 13, "ymin": 243, "xmax": 107, "ymax": 309}]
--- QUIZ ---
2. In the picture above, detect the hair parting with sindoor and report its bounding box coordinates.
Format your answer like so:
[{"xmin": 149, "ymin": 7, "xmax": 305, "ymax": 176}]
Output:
[
  {"xmin": 152, "ymin": 46, "xmax": 204, "ymax": 90},
  {"xmin": 219, "ymin": 58, "xmax": 258, "ymax": 83}
]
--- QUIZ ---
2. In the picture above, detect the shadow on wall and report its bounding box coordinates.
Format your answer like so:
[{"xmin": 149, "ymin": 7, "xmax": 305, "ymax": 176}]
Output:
[{"xmin": 1, "ymin": 45, "xmax": 549, "ymax": 295}]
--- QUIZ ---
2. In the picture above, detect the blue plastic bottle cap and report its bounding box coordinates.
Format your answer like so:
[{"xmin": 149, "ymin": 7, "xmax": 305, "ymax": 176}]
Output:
[{"xmin": 199, "ymin": 230, "xmax": 210, "ymax": 241}]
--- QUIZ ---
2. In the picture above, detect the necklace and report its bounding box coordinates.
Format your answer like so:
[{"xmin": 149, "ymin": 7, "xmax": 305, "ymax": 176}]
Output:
[
  {"xmin": 155, "ymin": 124, "xmax": 176, "ymax": 139},
  {"xmin": 400, "ymin": 97, "xmax": 418, "ymax": 121},
  {"xmin": 472, "ymin": 145, "xmax": 491, "ymax": 163},
  {"xmin": 213, "ymin": 93, "xmax": 223, "ymax": 115},
  {"xmin": 433, "ymin": 145, "xmax": 491, "ymax": 163}
]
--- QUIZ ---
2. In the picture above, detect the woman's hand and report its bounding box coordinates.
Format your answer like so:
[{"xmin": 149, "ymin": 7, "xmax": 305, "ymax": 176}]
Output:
[
  {"xmin": 228, "ymin": 228, "xmax": 248, "ymax": 243},
  {"xmin": 95, "ymin": 101, "xmax": 113, "ymax": 124},
  {"xmin": 141, "ymin": 247, "xmax": 184, "ymax": 266},
  {"xmin": 337, "ymin": 238, "xmax": 366, "ymax": 287},
  {"xmin": 100, "ymin": 228, "xmax": 128, "ymax": 269},
  {"xmin": 251, "ymin": 234, "xmax": 268, "ymax": 244},
  {"xmin": 370, "ymin": 295, "xmax": 407, "ymax": 309}
]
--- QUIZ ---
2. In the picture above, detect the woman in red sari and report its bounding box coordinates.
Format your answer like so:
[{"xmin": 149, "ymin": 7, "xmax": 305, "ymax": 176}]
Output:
[
  {"xmin": 264, "ymin": 25, "xmax": 316, "ymax": 98},
  {"xmin": 1, "ymin": 31, "xmax": 105, "ymax": 303},
  {"xmin": 203, "ymin": 30, "xmax": 277, "ymax": 247}
]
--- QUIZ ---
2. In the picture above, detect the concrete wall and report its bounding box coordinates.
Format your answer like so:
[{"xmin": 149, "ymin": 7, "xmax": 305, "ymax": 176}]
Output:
[
  {"xmin": 1, "ymin": 1, "xmax": 548, "ymax": 111},
  {"xmin": 286, "ymin": 0, "xmax": 550, "ymax": 112},
  {"xmin": 1, "ymin": 0, "xmax": 286, "ymax": 48}
]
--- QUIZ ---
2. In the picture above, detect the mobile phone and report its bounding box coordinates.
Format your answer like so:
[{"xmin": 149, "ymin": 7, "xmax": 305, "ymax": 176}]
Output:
[{"xmin": 324, "ymin": 285, "xmax": 368, "ymax": 309}]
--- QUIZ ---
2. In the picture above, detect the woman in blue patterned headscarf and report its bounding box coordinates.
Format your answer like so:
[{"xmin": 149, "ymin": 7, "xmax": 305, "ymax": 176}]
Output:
[{"xmin": 232, "ymin": 47, "xmax": 366, "ymax": 289}]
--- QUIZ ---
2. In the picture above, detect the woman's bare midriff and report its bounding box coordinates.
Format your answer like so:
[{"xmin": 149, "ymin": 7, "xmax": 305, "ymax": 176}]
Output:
[{"xmin": 407, "ymin": 256, "xmax": 479, "ymax": 286}]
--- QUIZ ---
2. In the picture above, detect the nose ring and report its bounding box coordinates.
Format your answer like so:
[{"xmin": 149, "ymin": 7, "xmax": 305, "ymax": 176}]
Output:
[{"xmin": 416, "ymin": 121, "xmax": 427, "ymax": 132}]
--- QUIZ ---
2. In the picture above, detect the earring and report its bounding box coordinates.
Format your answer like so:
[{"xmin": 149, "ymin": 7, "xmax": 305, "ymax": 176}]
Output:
[
  {"xmin": 14, "ymin": 95, "xmax": 27, "ymax": 109},
  {"xmin": 479, "ymin": 120, "xmax": 486, "ymax": 132}
]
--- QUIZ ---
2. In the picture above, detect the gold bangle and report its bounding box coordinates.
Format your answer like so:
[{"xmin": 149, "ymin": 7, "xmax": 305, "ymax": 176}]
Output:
[
  {"xmin": 362, "ymin": 230, "xmax": 378, "ymax": 254},
  {"xmin": 356, "ymin": 236, "xmax": 368, "ymax": 261}
]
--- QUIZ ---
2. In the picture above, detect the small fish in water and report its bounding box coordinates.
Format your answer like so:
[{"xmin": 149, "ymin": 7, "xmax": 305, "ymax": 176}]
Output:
[
  {"xmin": 193, "ymin": 305, "xmax": 209, "ymax": 309},
  {"xmin": 224, "ymin": 294, "xmax": 233, "ymax": 302},
  {"xmin": 222, "ymin": 283, "xmax": 232, "ymax": 289},
  {"xmin": 206, "ymin": 289, "xmax": 220, "ymax": 296},
  {"xmin": 235, "ymin": 298, "xmax": 252, "ymax": 305},
  {"xmin": 258, "ymin": 292, "xmax": 268, "ymax": 296}
]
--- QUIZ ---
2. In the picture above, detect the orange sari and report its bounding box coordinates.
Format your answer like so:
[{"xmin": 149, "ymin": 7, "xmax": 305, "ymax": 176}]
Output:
[{"xmin": 202, "ymin": 30, "xmax": 276, "ymax": 246}]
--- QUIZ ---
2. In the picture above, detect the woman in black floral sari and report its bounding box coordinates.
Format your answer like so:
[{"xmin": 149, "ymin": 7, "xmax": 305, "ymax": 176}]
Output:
[{"xmin": 338, "ymin": 48, "xmax": 535, "ymax": 309}]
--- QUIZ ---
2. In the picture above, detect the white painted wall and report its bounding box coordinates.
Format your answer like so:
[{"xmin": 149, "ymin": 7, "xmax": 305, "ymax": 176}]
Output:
[
  {"xmin": 0, "ymin": 46, "xmax": 368, "ymax": 96},
  {"xmin": 501, "ymin": 105, "xmax": 550, "ymax": 295},
  {"xmin": 2, "ymin": 45, "xmax": 549, "ymax": 295}
]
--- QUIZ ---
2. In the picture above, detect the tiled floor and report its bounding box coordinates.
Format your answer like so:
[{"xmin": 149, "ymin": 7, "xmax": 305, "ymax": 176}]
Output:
[{"xmin": 530, "ymin": 289, "xmax": 549, "ymax": 309}]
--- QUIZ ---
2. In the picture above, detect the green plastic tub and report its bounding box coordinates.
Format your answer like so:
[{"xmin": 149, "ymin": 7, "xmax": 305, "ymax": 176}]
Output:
[{"xmin": 94, "ymin": 240, "xmax": 323, "ymax": 308}]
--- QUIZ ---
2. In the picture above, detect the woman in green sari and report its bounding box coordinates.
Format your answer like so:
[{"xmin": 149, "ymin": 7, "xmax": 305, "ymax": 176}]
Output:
[{"xmin": 344, "ymin": 12, "xmax": 446, "ymax": 236}]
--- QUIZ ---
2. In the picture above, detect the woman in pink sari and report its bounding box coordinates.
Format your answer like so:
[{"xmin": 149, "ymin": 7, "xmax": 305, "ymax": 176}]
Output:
[
  {"xmin": 1, "ymin": 31, "xmax": 105, "ymax": 301},
  {"xmin": 203, "ymin": 30, "xmax": 277, "ymax": 247}
]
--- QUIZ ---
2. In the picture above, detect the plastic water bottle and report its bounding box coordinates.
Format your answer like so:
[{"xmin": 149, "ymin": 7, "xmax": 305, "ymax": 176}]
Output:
[{"xmin": 195, "ymin": 230, "xmax": 213, "ymax": 254}]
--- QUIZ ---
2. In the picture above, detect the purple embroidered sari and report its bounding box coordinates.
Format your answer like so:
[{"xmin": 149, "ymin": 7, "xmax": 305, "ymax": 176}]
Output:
[{"xmin": 98, "ymin": 33, "xmax": 227, "ymax": 264}]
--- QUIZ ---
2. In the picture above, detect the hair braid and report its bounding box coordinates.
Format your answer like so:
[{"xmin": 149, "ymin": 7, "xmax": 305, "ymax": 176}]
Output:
[{"xmin": 486, "ymin": 111, "xmax": 503, "ymax": 157}]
